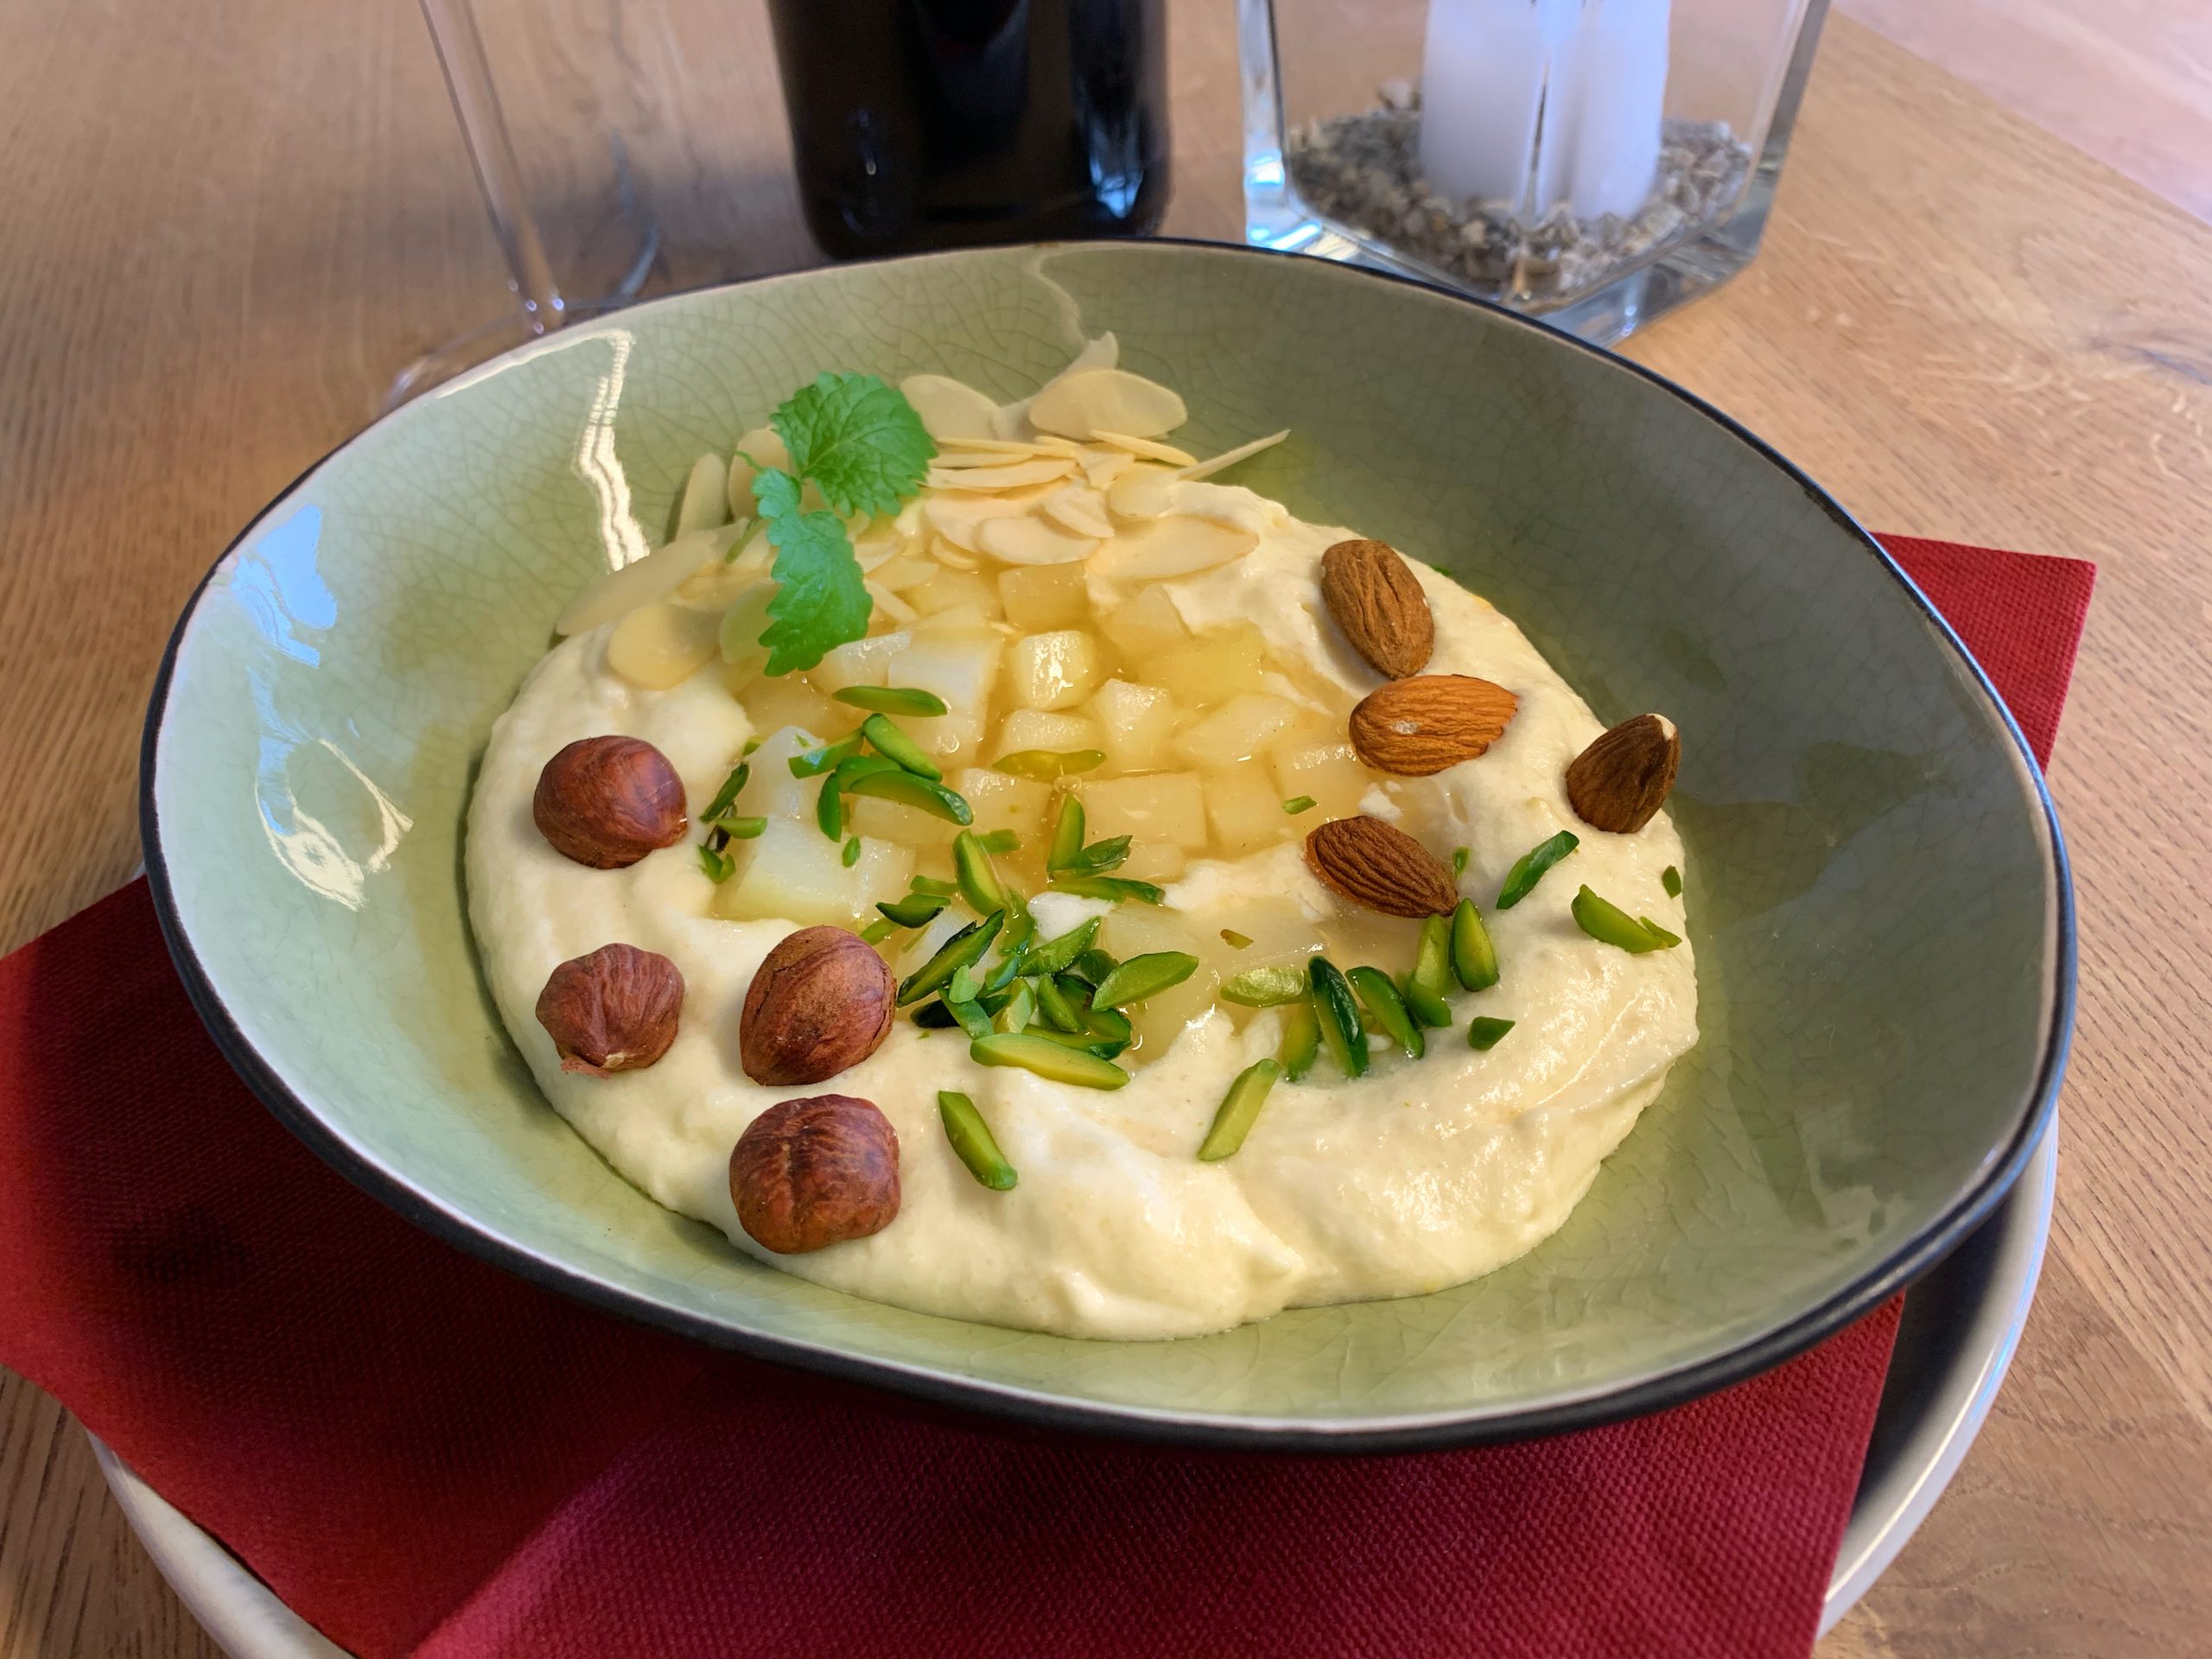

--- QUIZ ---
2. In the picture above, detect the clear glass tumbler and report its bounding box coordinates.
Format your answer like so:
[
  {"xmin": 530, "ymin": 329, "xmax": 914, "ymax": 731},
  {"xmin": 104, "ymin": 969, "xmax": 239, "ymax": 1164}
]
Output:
[{"xmin": 1241, "ymin": 0, "xmax": 1829, "ymax": 343}]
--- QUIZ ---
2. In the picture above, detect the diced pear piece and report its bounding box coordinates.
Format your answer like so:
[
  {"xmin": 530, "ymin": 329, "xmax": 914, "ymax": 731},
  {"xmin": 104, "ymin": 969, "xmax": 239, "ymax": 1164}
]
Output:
[
  {"xmin": 886, "ymin": 627, "xmax": 1003, "ymax": 765},
  {"xmin": 1194, "ymin": 898, "xmax": 1327, "ymax": 982},
  {"xmin": 1205, "ymin": 764, "xmax": 1299, "ymax": 857},
  {"xmin": 950, "ymin": 766, "xmax": 1050, "ymax": 847},
  {"xmin": 810, "ymin": 629, "xmax": 913, "ymax": 695},
  {"xmin": 1173, "ymin": 693, "xmax": 1299, "ymax": 769},
  {"xmin": 556, "ymin": 531, "xmax": 721, "ymax": 636},
  {"xmin": 714, "ymin": 821, "xmax": 913, "ymax": 927},
  {"xmin": 1098, "ymin": 584, "xmax": 1191, "ymax": 657},
  {"xmin": 900, "ymin": 373, "xmax": 1000, "ymax": 442},
  {"xmin": 674, "ymin": 453, "xmax": 730, "ymax": 538},
  {"xmin": 1097, "ymin": 904, "xmax": 1221, "ymax": 1060},
  {"xmin": 1008, "ymin": 629, "xmax": 1106, "ymax": 711},
  {"xmin": 1269, "ymin": 738, "xmax": 1372, "ymax": 823},
  {"xmin": 1118, "ymin": 842, "xmax": 1188, "ymax": 881},
  {"xmin": 998, "ymin": 563, "xmax": 1090, "ymax": 631},
  {"xmin": 906, "ymin": 568, "xmax": 1003, "ymax": 620},
  {"xmin": 871, "ymin": 554, "xmax": 938, "ymax": 593},
  {"xmin": 845, "ymin": 795, "xmax": 962, "ymax": 849},
  {"xmin": 992, "ymin": 709, "xmax": 1105, "ymax": 761},
  {"xmin": 1078, "ymin": 772, "xmax": 1209, "ymax": 849},
  {"xmin": 1092, "ymin": 517, "xmax": 1256, "ymax": 582},
  {"xmin": 1029, "ymin": 369, "xmax": 1188, "ymax": 441},
  {"xmin": 725, "ymin": 725, "xmax": 826, "ymax": 820},
  {"xmin": 976, "ymin": 514, "xmax": 1099, "ymax": 566},
  {"xmin": 741, "ymin": 677, "xmax": 855, "ymax": 743},
  {"xmin": 1087, "ymin": 678, "xmax": 1179, "ymax": 772},
  {"xmin": 1039, "ymin": 485, "xmax": 1117, "ymax": 541},
  {"xmin": 607, "ymin": 601, "xmax": 720, "ymax": 689},
  {"xmin": 1151, "ymin": 622, "xmax": 1267, "ymax": 708}
]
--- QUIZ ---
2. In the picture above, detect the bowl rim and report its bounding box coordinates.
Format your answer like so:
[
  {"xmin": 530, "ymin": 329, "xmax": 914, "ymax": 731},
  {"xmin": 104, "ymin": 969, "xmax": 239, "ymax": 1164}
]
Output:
[{"xmin": 139, "ymin": 238, "xmax": 2075, "ymax": 1452}]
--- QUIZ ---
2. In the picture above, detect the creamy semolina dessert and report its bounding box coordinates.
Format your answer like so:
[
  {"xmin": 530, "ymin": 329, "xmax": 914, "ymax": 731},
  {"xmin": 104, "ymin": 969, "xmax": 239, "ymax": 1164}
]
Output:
[{"xmin": 467, "ymin": 342, "xmax": 1697, "ymax": 1340}]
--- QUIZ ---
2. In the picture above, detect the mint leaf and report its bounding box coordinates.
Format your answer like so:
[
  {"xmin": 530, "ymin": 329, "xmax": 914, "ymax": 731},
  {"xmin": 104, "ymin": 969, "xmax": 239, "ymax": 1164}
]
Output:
[
  {"xmin": 772, "ymin": 372, "xmax": 936, "ymax": 517},
  {"xmin": 752, "ymin": 467, "xmax": 870, "ymax": 675}
]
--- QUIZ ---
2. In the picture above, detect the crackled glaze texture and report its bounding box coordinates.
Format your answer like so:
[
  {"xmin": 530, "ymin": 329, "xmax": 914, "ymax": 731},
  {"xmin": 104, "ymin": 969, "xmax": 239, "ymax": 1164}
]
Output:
[{"xmin": 144, "ymin": 244, "xmax": 2064, "ymax": 1440}]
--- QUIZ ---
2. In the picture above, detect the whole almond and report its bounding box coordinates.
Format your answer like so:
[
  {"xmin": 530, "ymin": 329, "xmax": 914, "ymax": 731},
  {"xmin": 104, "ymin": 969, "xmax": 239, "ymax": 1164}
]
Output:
[
  {"xmin": 1349, "ymin": 675, "xmax": 1519, "ymax": 776},
  {"xmin": 1566, "ymin": 715, "xmax": 1681, "ymax": 833},
  {"xmin": 740, "ymin": 926, "xmax": 896, "ymax": 1086},
  {"xmin": 535, "ymin": 943, "xmax": 684, "ymax": 1075},
  {"xmin": 1320, "ymin": 538, "xmax": 1433, "ymax": 678},
  {"xmin": 1304, "ymin": 816, "xmax": 1459, "ymax": 918},
  {"xmin": 731, "ymin": 1094, "xmax": 901, "ymax": 1255}
]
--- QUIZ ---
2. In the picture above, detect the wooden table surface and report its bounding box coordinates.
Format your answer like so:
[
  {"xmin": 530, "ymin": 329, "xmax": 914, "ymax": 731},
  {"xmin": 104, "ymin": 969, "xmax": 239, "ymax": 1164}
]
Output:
[{"xmin": 3, "ymin": 0, "xmax": 2209, "ymax": 1652}]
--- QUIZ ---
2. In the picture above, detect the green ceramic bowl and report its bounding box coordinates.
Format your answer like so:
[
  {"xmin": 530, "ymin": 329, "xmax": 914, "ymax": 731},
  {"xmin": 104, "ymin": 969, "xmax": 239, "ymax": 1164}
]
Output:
[{"xmin": 142, "ymin": 242, "xmax": 2070, "ymax": 1449}]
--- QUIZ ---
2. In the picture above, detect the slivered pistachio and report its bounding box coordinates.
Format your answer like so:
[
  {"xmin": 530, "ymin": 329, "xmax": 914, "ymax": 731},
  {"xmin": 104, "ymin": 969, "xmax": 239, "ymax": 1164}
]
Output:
[
  {"xmin": 1452, "ymin": 846, "xmax": 1470, "ymax": 877},
  {"xmin": 858, "ymin": 918, "xmax": 895, "ymax": 945},
  {"xmin": 860, "ymin": 714, "xmax": 943, "ymax": 781},
  {"xmin": 1198, "ymin": 1058, "xmax": 1283, "ymax": 1161},
  {"xmin": 836, "ymin": 684, "xmax": 950, "ymax": 717},
  {"xmin": 842, "ymin": 836, "xmax": 861, "ymax": 868},
  {"xmin": 897, "ymin": 910, "xmax": 1005, "ymax": 1004},
  {"xmin": 1035, "ymin": 975, "xmax": 1085, "ymax": 1033},
  {"xmin": 1051, "ymin": 874, "xmax": 1163, "ymax": 905},
  {"xmin": 1220, "ymin": 929, "xmax": 1253, "ymax": 949},
  {"xmin": 698, "ymin": 842, "xmax": 734, "ymax": 882},
  {"xmin": 911, "ymin": 875, "xmax": 957, "ymax": 897},
  {"xmin": 1307, "ymin": 957, "xmax": 1368, "ymax": 1078},
  {"xmin": 909, "ymin": 999, "xmax": 961, "ymax": 1029},
  {"xmin": 938, "ymin": 1090, "xmax": 1017, "ymax": 1190},
  {"xmin": 994, "ymin": 748, "xmax": 1107, "ymax": 782},
  {"xmin": 816, "ymin": 778, "xmax": 844, "ymax": 839},
  {"xmin": 947, "ymin": 963, "xmax": 984, "ymax": 1004},
  {"xmin": 970, "ymin": 1032, "xmax": 1129, "ymax": 1089},
  {"xmin": 831, "ymin": 753, "xmax": 904, "ymax": 788},
  {"xmin": 944, "ymin": 995, "xmax": 995, "ymax": 1039},
  {"xmin": 1641, "ymin": 915, "xmax": 1682, "ymax": 947},
  {"xmin": 1348, "ymin": 967, "xmax": 1424, "ymax": 1060},
  {"xmin": 954, "ymin": 830, "xmax": 1009, "ymax": 917},
  {"xmin": 1497, "ymin": 830, "xmax": 1580, "ymax": 909},
  {"xmin": 1278, "ymin": 1001, "xmax": 1321, "ymax": 1082},
  {"xmin": 1220, "ymin": 965, "xmax": 1308, "ymax": 1007},
  {"xmin": 1056, "ymin": 836, "xmax": 1130, "ymax": 877},
  {"xmin": 1662, "ymin": 864, "xmax": 1683, "ymax": 898},
  {"xmin": 844, "ymin": 769, "xmax": 974, "ymax": 824},
  {"xmin": 1401, "ymin": 976, "xmax": 1452, "ymax": 1029},
  {"xmin": 1027, "ymin": 916, "xmax": 1101, "ymax": 976},
  {"xmin": 1571, "ymin": 886, "xmax": 1681, "ymax": 952},
  {"xmin": 997, "ymin": 980, "xmax": 1036, "ymax": 1033},
  {"xmin": 1466, "ymin": 1017, "xmax": 1516, "ymax": 1051},
  {"xmin": 1069, "ymin": 947, "xmax": 1119, "ymax": 988},
  {"xmin": 722, "ymin": 816, "xmax": 767, "ymax": 840},
  {"xmin": 1410, "ymin": 914, "xmax": 1453, "ymax": 1015},
  {"xmin": 788, "ymin": 733, "xmax": 865, "ymax": 778},
  {"xmin": 877, "ymin": 892, "xmax": 949, "ymax": 929},
  {"xmin": 977, "ymin": 829, "xmax": 1020, "ymax": 855},
  {"xmin": 1281, "ymin": 795, "xmax": 1317, "ymax": 815},
  {"xmin": 702, "ymin": 761, "xmax": 752, "ymax": 822},
  {"xmin": 1090, "ymin": 951, "xmax": 1198, "ymax": 1010},
  {"xmin": 1449, "ymin": 899, "xmax": 1500, "ymax": 992},
  {"xmin": 1047, "ymin": 793, "xmax": 1085, "ymax": 871}
]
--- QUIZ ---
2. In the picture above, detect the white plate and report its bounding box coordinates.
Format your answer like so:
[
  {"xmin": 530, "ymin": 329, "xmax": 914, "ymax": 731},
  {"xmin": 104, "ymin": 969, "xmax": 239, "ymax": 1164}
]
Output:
[{"xmin": 91, "ymin": 1121, "xmax": 2055, "ymax": 1656}]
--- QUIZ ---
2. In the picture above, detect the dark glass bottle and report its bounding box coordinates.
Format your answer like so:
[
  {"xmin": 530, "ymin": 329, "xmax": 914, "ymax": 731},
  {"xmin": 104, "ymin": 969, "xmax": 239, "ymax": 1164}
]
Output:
[{"xmin": 766, "ymin": 0, "xmax": 1169, "ymax": 258}]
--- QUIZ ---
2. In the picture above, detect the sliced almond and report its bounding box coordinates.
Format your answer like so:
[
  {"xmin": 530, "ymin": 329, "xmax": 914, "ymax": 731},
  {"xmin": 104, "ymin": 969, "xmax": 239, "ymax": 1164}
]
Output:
[
  {"xmin": 1081, "ymin": 447, "xmax": 1135, "ymax": 490},
  {"xmin": 734, "ymin": 424, "xmax": 791, "ymax": 474},
  {"xmin": 1319, "ymin": 538, "xmax": 1434, "ymax": 679},
  {"xmin": 924, "ymin": 455, "xmax": 1074, "ymax": 493},
  {"xmin": 556, "ymin": 531, "xmax": 721, "ymax": 636},
  {"xmin": 929, "ymin": 537, "xmax": 982, "ymax": 571},
  {"xmin": 1303, "ymin": 816, "xmax": 1459, "ymax": 918},
  {"xmin": 976, "ymin": 514, "xmax": 1101, "ymax": 566},
  {"xmin": 1107, "ymin": 463, "xmax": 1179, "ymax": 520},
  {"xmin": 1349, "ymin": 676, "xmax": 1519, "ymax": 776},
  {"xmin": 1566, "ymin": 715, "xmax": 1681, "ymax": 833},
  {"xmin": 674, "ymin": 452, "xmax": 730, "ymax": 538},
  {"xmin": 925, "ymin": 488, "xmax": 1052, "ymax": 551},
  {"xmin": 1039, "ymin": 484, "xmax": 1117, "ymax": 540},
  {"xmin": 1092, "ymin": 429, "xmax": 1198, "ymax": 466},
  {"xmin": 1090, "ymin": 517, "xmax": 1256, "ymax": 581},
  {"xmin": 607, "ymin": 600, "xmax": 721, "ymax": 689},
  {"xmin": 1179, "ymin": 429, "xmax": 1290, "ymax": 482},
  {"xmin": 995, "ymin": 335, "xmax": 1118, "ymax": 440},
  {"xmin": 899, "ymin": 373, "xmax": 999, "ymax": 442},
  {"xmin": 1030, "ymin": 369, "xmax": 1189, "ymax": 441}
]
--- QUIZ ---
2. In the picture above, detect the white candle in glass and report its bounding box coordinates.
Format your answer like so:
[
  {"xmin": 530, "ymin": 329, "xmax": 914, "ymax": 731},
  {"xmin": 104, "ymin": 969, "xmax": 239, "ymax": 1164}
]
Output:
[
  {"xmin": 1565, "ymin": 0, "xmax": 1670, "ymax": 220},
  {"xmin": 1417, "ymin": 0, "xmax": 1549, "ymax": 205}
]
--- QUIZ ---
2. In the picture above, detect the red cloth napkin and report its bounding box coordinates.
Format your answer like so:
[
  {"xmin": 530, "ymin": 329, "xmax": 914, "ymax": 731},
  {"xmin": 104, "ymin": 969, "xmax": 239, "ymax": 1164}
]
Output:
[{"xmin": 0, "ymin": 537, "xmax": 2092, "ymax": 1659}]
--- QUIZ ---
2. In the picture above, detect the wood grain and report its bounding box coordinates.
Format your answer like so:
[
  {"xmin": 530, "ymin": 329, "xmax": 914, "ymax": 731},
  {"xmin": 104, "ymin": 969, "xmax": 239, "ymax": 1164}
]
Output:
[{"xmin": 3, "ymin": 0, "xmax": 2210, "ymax": 1652}]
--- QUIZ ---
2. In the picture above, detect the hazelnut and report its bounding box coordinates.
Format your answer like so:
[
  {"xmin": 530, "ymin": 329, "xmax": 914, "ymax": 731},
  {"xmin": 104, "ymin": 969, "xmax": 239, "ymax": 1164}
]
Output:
[
  {"xmin": 739, "ymin": 926, "xmax": 896, "ymax": 1086},
  {"xmin": 532, "ymin": 735, "xmax": 687, "ymax": 868},
  {"xmin": 535, "ymin": 943, "xmax": 684, "ymax": 1075},
  {"xmin": 731, "ymin": 1094, "xmax": 901, "ymax": 1254}
]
